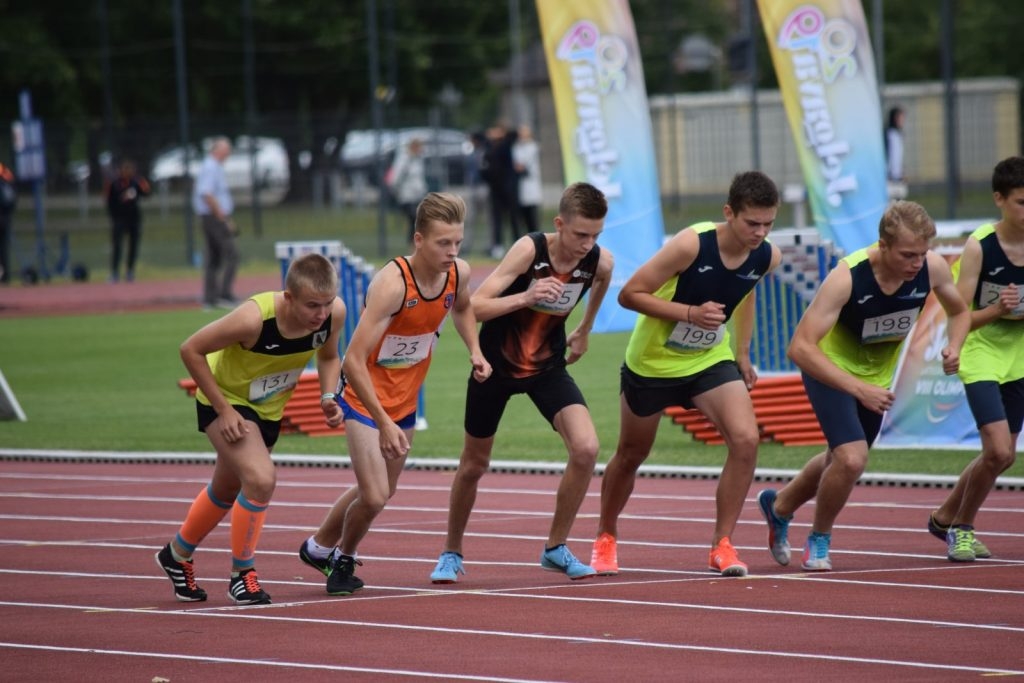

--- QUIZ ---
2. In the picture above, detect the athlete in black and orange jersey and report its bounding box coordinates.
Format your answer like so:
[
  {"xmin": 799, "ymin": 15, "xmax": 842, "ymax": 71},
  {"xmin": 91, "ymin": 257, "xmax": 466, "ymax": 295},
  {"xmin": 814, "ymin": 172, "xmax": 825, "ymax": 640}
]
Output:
[
  {"xmin": 430, "ymin": 182, "xmax": 615, "ymax": 583},
  {"xmin": 156, "ymin": 253, "xmax": 346, "ymax": 605},
  {"xmin": 297, "ymin": 192, "xmax": 490, "ymax": 595},
  {"xmin": 592, "ymin": 171, "xmax": 783, "ymax": 579}
]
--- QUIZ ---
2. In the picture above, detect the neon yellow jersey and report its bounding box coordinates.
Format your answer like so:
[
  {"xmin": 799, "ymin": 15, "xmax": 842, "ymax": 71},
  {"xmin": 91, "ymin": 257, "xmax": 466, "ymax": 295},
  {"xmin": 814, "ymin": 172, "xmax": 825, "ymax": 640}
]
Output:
[
  {"xmin": 625, "ymin": 222, "xmax": 772, "ymax": 378},
  {"xmin": 196, "ymin": 292, "xmax": 332, "ymax": 421},
  {"xmin": 818, "ymin": 245, "xmax": 930, "ymax": 388},
  {"xmin": 957, "ymin": 224, "xmax": 1024, "ymax": 384}
]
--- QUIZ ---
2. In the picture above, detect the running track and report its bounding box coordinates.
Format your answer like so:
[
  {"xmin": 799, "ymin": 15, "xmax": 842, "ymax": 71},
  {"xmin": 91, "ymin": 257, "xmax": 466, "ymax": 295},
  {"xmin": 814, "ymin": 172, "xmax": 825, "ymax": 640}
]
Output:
[{"xmin": 1, "ymin": 453, "xmax": 1022, "ymax": 682}]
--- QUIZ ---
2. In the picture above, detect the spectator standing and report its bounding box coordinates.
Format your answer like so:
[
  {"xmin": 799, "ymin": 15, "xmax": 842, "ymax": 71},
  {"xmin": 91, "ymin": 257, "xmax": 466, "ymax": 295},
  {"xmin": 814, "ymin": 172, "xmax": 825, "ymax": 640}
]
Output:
[
  {"xmin": 0, "ymin": 161, "xmax": 16, "ymax": 285},
  {"xmin": 513, "ymin": 124, "xmax": 542, "ymax": 234},
  {"xmin": 193, "ymin": 137, "xmax": 238, "ymax": 309},
  {"xmin": 387, "ymin": 137, "xmax": 428, "ymax": 243},
  {"xmin": 885, "ymin": 106, "xmax": 907, "ymax": 199},
  {"xmin": 481, "ymin": 122, "xmax": 521, "ymax": 259},
  {"xmin": 462, "ymin": 130, "xmax": 489, "ymax": 253},
  {"xmin": 106, "ymin": 159, "xmax": 151, "ymax": 283}
]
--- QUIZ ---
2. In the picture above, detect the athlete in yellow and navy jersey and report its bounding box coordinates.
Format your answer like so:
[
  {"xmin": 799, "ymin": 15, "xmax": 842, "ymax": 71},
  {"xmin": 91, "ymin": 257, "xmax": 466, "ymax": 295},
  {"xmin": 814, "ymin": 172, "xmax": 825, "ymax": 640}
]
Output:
[
  {"xmin": 759, "ymin": 201, "xmax": 969, "ymax": 573},
  {"xmin": 931, "ymin": 156, "xmax": 1024, "ymax": 562},
  {"xmin": 157, "ymin": 253, "xmax": 346, "ymax": 606},
  {"xmin": 595, "ymin": 171, "xmax": 782, "ymax": 580}
]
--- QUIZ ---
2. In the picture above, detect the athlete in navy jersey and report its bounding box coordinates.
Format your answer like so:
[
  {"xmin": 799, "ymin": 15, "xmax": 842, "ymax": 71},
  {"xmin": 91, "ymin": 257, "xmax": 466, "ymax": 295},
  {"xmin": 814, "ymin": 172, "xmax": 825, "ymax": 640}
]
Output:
[
  {"xmin": 757, "ymin": 201, "xmax": 969, "ymax": 572},
  {"xmin": 930, "ymin": 156, "xmax": 1024, "ymax": 562},
  {"xmin": 592, "ymin": 171, "xmax": 783, "ymax": 578}
]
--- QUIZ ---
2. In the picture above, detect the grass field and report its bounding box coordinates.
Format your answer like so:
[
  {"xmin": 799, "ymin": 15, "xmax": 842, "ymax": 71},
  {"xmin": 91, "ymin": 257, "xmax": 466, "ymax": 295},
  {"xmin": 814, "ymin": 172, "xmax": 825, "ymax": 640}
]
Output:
[
  {"xmin": 1, "ymin": 187, "xmax": 1017, "ymax": 479},
  {"xmin": 2, "ymin": 307, "xmax": 1019, "ymax": 480}
]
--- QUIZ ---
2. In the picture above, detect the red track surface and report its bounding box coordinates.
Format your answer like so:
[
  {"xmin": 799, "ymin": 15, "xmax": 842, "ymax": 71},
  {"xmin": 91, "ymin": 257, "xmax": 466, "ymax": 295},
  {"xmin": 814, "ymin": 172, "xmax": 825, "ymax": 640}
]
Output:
[{"xmin": 1, "ymin": 458, "xmax": 1022, "ymax": 682}]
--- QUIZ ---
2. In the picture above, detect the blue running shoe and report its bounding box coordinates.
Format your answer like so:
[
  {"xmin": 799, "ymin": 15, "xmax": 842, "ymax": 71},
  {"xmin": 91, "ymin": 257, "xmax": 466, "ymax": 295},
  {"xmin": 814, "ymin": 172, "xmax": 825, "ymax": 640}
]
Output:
[
  {"xmin": 540, "ymin": 544, "xmax": 597, "ymax": 580},
  {"xmin": 756, "ymin": 489, "xmax": 792, "ymax": 566},
  {"xmin": 430, "ymin": 551, "xmax": 465, "ymax": 584},
  {"xmin": 802, "ymin": 531, "xmax": 832, "ymax": 572}
]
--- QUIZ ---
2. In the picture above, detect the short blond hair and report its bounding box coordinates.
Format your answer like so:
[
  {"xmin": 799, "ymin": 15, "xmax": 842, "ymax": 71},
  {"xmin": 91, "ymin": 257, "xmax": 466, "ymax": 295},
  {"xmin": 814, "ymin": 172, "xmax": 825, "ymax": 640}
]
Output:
[{"xmin": 285, "ymin": 253, "xmax": 339, "ymax": 295}]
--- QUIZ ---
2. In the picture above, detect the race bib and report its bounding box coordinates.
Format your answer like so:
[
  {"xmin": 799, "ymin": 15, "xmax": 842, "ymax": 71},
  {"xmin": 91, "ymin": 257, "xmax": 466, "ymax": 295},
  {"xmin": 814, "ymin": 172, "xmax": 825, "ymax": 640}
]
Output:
[
  {"xmin": 665, "ymin": 321, "xmax": 725, "ymax": 351},
  {"xmin": 377, "ymin": 332, "xmax": 435, "ymax": 368},
  {"xmin": 861, "ymin": 308, "xmax": 919, "ymax": 344},
  {"xmin": 528, "ymin": 280, "xmax": 583, "ymax": 315},
  {"xmin": 979, "ymin": 280, "xmax": 1024, "ymax": 319},
  {"xmin": 248, "ymin": 367, "xmax": 303, "ymax": 403}
]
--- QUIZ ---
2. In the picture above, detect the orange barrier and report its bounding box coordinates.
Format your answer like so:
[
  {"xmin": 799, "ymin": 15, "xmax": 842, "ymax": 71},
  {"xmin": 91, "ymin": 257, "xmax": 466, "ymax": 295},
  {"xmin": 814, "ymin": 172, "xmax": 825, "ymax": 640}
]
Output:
[
  {"xmin": 177, "ymin": 372, "xmax": 344, "ymax": 438},
  {"xmin": 663, "ymin": 374, "xmax": 825, "ymax": 446}
]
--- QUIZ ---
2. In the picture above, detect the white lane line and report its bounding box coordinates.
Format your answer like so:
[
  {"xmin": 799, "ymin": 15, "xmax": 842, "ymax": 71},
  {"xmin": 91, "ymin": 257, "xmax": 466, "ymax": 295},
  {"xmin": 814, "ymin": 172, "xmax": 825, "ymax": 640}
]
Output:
[
  {"xmin": 0, "ymin": 604, "xmax": 1021, "ymax": 677},
  {"xmin": 0, "ymin": 642, "xmax": 542, "ymax": 682}
]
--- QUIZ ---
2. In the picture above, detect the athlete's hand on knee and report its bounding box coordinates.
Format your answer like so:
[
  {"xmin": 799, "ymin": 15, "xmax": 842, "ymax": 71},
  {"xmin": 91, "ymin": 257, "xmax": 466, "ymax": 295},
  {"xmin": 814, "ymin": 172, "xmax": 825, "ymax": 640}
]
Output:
[{"xmin": 379, "ymin": 422, "xmax": 410, "ymax": 460}]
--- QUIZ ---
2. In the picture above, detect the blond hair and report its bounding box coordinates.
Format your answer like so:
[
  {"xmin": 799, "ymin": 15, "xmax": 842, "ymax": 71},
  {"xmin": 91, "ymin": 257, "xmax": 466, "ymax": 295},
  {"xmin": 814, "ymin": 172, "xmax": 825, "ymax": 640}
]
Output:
[
  {"xmin": 415, "ymin": 192, "xmax": 466, "ymax": 234},
  {"xmin": 285, "ymin": 253, "xmax": 339, "ymax": 296},
  {"xmin": 878, "ymin": 200, "xmax": 936, "ymax": 244}
]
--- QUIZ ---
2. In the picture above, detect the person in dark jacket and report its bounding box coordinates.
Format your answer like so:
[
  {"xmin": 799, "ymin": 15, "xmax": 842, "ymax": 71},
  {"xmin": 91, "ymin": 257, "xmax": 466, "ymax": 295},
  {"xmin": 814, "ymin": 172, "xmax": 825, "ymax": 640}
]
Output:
[
  {"xmin": 106, "ymin": 159, "xmax": 151, "ymax": 283},
  {"xmin": 0, "ymin": 161, "xmax": 16, "ymax": 285}
]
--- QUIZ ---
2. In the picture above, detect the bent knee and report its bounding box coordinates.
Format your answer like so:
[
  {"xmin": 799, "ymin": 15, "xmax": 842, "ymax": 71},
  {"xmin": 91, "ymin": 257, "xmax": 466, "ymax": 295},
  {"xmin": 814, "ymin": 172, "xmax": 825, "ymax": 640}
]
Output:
[{"xmin": 984, "ymin": 446, "xmax": 1017, "ymax": 472}]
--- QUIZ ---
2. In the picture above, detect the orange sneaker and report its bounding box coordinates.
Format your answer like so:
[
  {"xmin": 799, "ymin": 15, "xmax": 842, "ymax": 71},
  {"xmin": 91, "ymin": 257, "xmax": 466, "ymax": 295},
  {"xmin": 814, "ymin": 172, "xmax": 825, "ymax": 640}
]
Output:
[
  {"xmin": 708, "ymin": 537, "xmax": 748, "ymax": 577},
  {"xmin": 590, "ymin": 532, "xmax": 619, "ymax": 575}
]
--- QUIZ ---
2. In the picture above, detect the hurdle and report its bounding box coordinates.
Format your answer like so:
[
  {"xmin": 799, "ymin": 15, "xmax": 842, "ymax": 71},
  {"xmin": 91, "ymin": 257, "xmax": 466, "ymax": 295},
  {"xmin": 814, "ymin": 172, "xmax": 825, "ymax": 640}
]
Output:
[{"xmin": 752, "ymin": 228, "xmax": 842, "ymax": 373}]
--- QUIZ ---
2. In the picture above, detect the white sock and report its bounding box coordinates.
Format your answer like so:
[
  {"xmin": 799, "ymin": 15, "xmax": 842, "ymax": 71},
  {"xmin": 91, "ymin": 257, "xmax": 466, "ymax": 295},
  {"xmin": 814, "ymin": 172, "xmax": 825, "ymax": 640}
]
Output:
[{"xmin": 305, "ymin": 537, "xmax": 334, "ymax": 560}]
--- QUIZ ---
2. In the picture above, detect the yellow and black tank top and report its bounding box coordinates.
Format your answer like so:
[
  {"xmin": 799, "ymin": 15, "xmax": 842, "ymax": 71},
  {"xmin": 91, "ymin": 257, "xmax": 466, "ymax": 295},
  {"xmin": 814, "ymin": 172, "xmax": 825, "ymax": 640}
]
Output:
[
  {"xmin": 197, "ymin": 291, "xmax": 332, "ymax": 421},
  {"xmin": 956, "ymin": 223, "xmax": 1024, "ymax": 384},
  {"xmin": 819, "ymin": 244, "xmax": 930, "ymax": 388},
  {"xmin": 625, "ymin": 222, "xmax": 772, "ymax": 378}
]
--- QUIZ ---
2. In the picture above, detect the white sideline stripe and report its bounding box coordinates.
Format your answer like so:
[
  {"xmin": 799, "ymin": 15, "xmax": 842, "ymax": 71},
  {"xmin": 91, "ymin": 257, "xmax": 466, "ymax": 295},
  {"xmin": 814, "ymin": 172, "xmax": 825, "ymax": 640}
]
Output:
[
  {"xmin": 0, "ymin": 603, "xmax": 1022, "ymax": 676},
  {"xmin": 4, "ymin": 448, "xmax": 1024, "ymax": 490},
  {"xmin": 0, "ymin": 642, "xmax": 535, "ymax": 682}
]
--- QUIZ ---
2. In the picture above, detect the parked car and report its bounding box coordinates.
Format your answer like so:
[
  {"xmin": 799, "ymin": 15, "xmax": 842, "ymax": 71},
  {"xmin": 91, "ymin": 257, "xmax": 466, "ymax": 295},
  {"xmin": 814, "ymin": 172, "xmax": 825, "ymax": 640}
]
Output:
[
  {"xmin": 340, "ymin": 127, "xmax": 474, "ymax": 187},
  {"xmin": 150, "ymin": 136, "xmax": 290, "ymax": 205}
]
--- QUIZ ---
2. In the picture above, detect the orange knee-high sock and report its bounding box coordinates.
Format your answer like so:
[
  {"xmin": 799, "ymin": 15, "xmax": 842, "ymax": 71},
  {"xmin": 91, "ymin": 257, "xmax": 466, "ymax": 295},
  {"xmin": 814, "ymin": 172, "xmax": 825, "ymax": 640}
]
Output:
[
  {"xmin": 230, "ymin": 493, "xmax": 269, "ymax": 570},
  {"xmin": 175, "ymin": 485, "xmax": 233, "ymax": 556}
]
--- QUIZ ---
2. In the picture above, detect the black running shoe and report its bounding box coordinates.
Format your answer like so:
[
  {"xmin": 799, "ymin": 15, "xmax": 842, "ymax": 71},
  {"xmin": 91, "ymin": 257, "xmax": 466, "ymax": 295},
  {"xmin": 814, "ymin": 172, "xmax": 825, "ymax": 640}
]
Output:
[
  {"xmin": 326, "ymin": 553, "xmax": 364, "ymax": 595},
  {"xmin": 154, "ymin": 543, "xmax": 208, "ymax": 602},
  {"xmin": 298, "ymin": 538, "xmax": 331, "ymax": 577},
  {"xmin": 228, "ymin": 568, "xmax": 272, "ymax": 605}
]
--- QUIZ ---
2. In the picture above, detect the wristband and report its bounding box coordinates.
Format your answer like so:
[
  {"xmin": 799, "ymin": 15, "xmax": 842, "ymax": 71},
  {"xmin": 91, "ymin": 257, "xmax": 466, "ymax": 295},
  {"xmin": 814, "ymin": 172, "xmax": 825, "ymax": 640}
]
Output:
[{"xmin": 320, "ymin": 392, "xmax": 337, "ymax": 403}]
